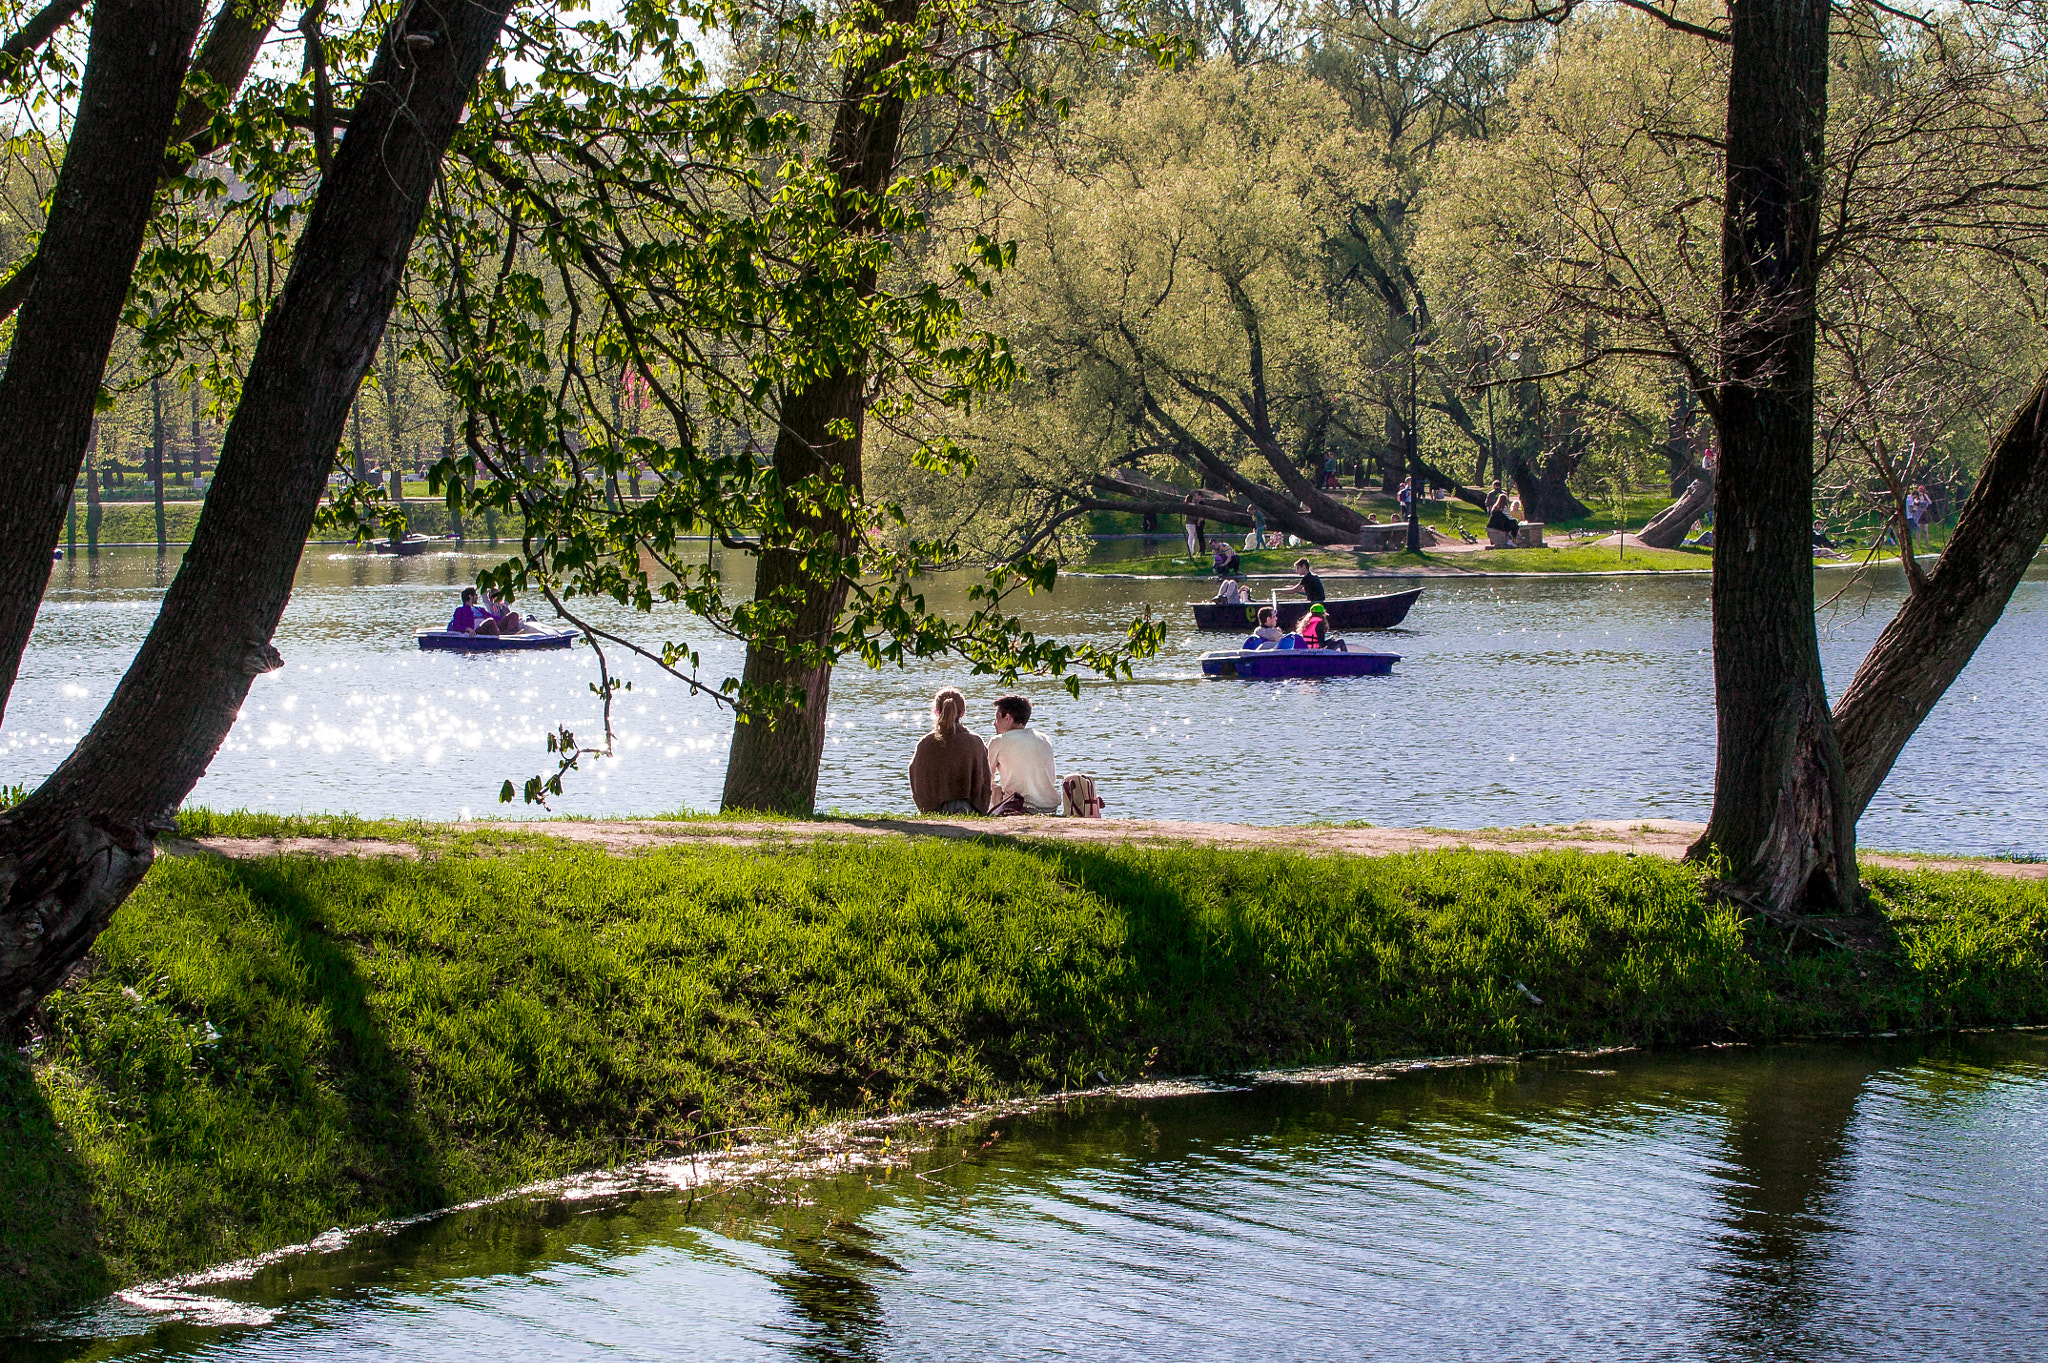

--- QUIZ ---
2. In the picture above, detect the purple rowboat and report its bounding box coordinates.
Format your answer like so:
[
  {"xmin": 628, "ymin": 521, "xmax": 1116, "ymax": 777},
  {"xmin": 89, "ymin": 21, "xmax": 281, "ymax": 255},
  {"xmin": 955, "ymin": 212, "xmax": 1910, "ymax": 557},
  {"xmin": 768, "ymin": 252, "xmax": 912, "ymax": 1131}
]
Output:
[{"xmin": 1199, "ymin": 647, "xmax": 1400, "ymax": 679}]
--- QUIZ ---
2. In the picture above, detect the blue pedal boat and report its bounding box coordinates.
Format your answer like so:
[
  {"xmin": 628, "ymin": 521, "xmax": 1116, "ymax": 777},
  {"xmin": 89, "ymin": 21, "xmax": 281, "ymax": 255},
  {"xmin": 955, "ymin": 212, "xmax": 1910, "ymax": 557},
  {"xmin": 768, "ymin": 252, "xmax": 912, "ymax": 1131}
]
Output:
[
  {"xmin": 1200, "ymin": 646, "xmax": 1400, "ymax": 679},
  {"xmin": 416, "ymin": 627, "xmax": 577, "ymax": 652}
]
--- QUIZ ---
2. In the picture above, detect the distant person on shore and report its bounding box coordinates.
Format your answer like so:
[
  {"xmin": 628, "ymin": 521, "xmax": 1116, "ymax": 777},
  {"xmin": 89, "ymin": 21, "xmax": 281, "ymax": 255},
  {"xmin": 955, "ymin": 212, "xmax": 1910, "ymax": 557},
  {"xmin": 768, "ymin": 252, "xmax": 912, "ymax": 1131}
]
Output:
[
  {"xmin": 1284, "ymin": 557, "xmax": 1326, "ymax": 603},
  {"xmin": 988, "ymin": 694, "xmax": 1060, "ymax": 815},
  {"xmin": 1488, "ymin": 493, "xmax": 1519, "ymax": 538},
  {"xmin": 1397, "ymin": 476, "xmax": 1415, "ymax": 519},
  {"xmin": 908, "ymin": 687, "xmax": 991, "ymax": 815},
  {"xmin": 447, "ymin": 588, "xmax": 500, "ymax": 636},
  {"xmin": 1211, "ymin": 541, "xmax": 1241, "ymax": 577},
  {"xmin": 1907, "ymin": 484, "xmax": 1933, "ymax": 534}
]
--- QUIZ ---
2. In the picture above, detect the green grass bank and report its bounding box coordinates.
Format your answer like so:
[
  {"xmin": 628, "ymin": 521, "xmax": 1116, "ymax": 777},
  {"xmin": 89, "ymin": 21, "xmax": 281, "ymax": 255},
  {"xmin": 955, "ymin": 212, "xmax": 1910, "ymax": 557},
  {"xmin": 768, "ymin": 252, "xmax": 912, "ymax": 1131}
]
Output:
[{"xmin": 7, "ymin": 829, "xmax": 2047, "ymax": 1331}]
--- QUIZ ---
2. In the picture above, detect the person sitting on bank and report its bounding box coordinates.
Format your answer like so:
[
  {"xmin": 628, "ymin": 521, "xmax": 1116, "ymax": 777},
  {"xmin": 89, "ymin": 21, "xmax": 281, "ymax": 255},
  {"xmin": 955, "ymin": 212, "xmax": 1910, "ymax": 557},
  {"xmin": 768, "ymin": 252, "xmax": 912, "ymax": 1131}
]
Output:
[
  {"xmin": 1211, "ymin": 541, "xmax": 1241, "ymax": 577},
  {"xmin": 1243, "ymin": 605, "xmax": 1285, "ymax": 648},
  {"xmin": 988, "ymin": 694, "xmax": 1060, "ymax": 815},
  {"xmin": 1487, "ymin": 494, "xmax": 1520, "ymax": 541},
  {"xmin": 1283, "ymin": 556, "xmax": 1326, "ymax": 603},
  {"xmin": 908, "ymin": 687, "xmax": 991, "ymax": 815},
  {"xmin": 447, "ymin": 587, "xmax": 500, "ymax": 636}
]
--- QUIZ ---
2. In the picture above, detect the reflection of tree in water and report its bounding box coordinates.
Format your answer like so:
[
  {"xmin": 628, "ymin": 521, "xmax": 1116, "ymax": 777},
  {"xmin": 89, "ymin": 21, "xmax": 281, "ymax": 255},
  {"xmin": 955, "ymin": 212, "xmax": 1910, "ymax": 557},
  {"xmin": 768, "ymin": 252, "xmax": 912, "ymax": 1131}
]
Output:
[
  {"xmin": 1708, "ymin": 1047, "xmax": 1885, "ymax": 1360},
  {"xmin": 768, "ymin": 1217, "xmax": 900, "ymax": 1363}
]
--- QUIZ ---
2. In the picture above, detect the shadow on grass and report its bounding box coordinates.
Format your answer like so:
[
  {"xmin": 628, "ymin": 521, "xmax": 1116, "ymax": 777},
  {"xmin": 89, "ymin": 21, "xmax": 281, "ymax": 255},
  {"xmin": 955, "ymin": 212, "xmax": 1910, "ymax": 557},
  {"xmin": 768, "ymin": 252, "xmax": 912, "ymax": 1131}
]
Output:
[
  {"xmin": 0, "ymin": 1052, "xmax": 109, "ymax": 1334},
  {"xmin": 226, "ymin": 860, "xmax": 449, "ymax": 1221}
]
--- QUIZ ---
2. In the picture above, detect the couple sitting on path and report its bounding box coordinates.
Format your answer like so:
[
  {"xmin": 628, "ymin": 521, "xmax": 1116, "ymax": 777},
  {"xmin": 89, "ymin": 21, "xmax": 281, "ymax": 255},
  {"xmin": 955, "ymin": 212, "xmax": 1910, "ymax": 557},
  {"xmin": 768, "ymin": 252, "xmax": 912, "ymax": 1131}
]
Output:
[{"xmin": 906, "ymin": 690, "xmax": 1105, "ymax": 819}]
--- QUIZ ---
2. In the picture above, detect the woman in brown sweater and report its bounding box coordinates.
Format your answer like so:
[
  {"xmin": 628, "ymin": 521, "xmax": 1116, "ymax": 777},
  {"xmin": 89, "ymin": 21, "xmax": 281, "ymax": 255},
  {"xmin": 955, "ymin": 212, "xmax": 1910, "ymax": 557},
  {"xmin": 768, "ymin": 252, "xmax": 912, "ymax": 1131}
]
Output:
[{"xmin": 908, "ymin": 687, "xmax": 991, "ymax": 814}]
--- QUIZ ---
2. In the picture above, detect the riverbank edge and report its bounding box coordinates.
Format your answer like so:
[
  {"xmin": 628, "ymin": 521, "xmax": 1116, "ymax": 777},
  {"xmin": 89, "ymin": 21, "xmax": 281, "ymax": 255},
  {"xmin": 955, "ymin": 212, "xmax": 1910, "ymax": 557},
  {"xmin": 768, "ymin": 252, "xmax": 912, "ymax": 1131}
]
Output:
[
  {"xmin": 7, "ymin": 824, "xmax": 2047, "ymax": 1332},
  {"xmin": 1063, "ymin": 555, "xmax": 1958, "ymax": 581}
]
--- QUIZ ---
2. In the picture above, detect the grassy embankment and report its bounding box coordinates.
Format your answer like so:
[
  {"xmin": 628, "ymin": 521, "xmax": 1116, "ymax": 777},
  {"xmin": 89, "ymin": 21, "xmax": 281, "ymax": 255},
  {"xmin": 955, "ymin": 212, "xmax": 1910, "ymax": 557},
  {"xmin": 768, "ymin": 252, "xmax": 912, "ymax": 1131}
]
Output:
[{"xmin": 6, "ymin": 811, "xmax": 2048, "ymax": 1330}]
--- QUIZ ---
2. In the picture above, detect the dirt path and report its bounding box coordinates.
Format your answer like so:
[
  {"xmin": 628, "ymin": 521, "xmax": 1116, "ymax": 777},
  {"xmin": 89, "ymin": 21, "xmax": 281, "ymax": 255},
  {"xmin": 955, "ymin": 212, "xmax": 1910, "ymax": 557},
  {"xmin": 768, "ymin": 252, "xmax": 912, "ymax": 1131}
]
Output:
[{"xmin": 169, "ymin": 817, "xmax": 2045, "ymax": 880}]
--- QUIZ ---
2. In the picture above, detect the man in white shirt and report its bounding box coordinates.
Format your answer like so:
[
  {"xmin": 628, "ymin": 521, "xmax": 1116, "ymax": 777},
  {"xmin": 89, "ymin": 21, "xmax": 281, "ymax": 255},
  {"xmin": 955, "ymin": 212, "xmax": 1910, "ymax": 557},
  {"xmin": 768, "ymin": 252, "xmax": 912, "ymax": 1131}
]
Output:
[{"xmin": 987, "ymin": 695, "xmax": 1060, "ymax": 814}]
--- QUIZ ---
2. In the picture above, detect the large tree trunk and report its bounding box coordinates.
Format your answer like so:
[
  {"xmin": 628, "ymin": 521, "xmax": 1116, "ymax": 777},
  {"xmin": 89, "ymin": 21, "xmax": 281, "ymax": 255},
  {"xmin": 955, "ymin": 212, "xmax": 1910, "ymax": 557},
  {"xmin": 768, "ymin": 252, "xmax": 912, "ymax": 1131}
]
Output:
[
  {"xmin": 1833, "ymin": 373, "xmax": 2048, "ymax": 820},
  {"xmin": 1638, "ymin": 474, "xmax": 1714, "ymax": 550},
  {"xmin": 1508, "ymin": 454, "xmax": 1592, "ymax": 524},
  {"xmin": 719, "ymin": 0, "xmax": 919, "ymax": 815},
  {"xmin": 0, "ymin": 0, "xmax": 208, "ymax": 724},
  {"xmin": 0, "ymin": 0, "xmax": 517, "ymax": 1034},
  {"xmin": 1689, "ymin": 0, "xmax": 1856, "ymax": 916}
]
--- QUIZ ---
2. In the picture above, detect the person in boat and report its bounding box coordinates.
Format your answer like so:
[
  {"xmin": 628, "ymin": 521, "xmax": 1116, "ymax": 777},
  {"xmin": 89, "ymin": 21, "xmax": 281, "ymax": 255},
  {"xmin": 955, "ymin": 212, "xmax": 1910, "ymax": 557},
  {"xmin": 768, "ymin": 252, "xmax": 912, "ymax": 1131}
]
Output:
[
  {"xmin": 1243, "ymin": 606, "xmax": 1284, "ymax": 649},
  {"xmin": 1297, "ymin": 602, "xmax": 1331, "ymax": 649},
  {"xmin": 988, "ymin": 694, "xmax": 1060, "ymax": 816},
  {"xmin": 1212, "ymin": 577, "xmax": 1252, "ymax": 605},
  {"xmin": 1210, "ymin": 541, "xmax": 1241, "ymax": 577},
  {"xmin": 1283, "ymin": 557, "xmax": 1326, "ymax": 603},
  {"xmin": 481, "ymin": 586, "xmax": 525, "ymax": 635},
  {"xmin": 908, "ymin": 687, "xmax": 991, "ymax": 815},
  {"xmin": 447, "ymin": 587, "xmax": 500, "ymax": 637}
]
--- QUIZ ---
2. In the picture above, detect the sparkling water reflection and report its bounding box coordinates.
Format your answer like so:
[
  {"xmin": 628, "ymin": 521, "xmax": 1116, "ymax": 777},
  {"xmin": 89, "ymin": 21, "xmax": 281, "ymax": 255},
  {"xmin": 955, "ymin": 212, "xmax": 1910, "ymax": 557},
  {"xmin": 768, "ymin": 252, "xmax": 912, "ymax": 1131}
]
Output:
[
  {"xmin": 23, "ymin": 1035, "xmax": 2048, "ymax": 1360},
  {"xmin": 7, "ymin": 548, "xmax": 2045, "ymax": 853}
]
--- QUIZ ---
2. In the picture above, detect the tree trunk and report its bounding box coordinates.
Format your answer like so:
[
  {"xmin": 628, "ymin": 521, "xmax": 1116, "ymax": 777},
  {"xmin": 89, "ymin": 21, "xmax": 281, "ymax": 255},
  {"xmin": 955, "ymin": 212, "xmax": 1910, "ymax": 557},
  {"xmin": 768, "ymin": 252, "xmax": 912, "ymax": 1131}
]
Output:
[
  {"xmin": 151, "ymin": 376, "xmax": 167, "ymax": 550},
  {"xmin": 1688, "ymin": 0, "xmax": 1856, "ymax": 916},
  {"xmin": 1507, "ymin": 454, "xmax": 1591, "ymax": 524},
  {"xmin": 1638, "ymin": 474, "xmax": 1714, "ymax": 550},
  {"xmin": 190, "ymin": 382, "xmax": 207, "ymax": 479},
  {"xmin": 442, "ymin": 412, "xmax": 463, "ymax": 540},
  {"xmin": 1833, "ymin": 372, "xmax": 2048, "ymax": 820},
  {"xmin": 0, "ymin": 0, "xmax": 518, "ymax": 1035},
  {"xmin": 1666, "ymin": 376, "xmax": 1703, "ymax": 495},
  {"xmin": 382, "ymin": 326, "xmax": 404, "ymax": 474},
  {"xmin": 0, "ymin": 0, "xmax": 207, "ymax": 724},
  {"xmin": 719, "ymin": 0, "xmax": 920, "ymax": 815},
  {"xmin": 84, "ymin": 434, "xmax": 100, "ymax": 553}
]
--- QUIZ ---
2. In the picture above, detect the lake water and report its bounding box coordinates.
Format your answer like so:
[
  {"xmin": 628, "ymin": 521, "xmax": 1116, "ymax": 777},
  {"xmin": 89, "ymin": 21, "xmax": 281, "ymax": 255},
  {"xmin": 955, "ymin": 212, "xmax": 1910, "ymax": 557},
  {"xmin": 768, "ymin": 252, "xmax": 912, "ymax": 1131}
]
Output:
[
  {"xmin": 7, "ymin": 546, "xmax": 2046, "ymax": 854},
  {"xmin": 24, "ymin": 1033, "xmax": 2048, "ymax": 1360}
]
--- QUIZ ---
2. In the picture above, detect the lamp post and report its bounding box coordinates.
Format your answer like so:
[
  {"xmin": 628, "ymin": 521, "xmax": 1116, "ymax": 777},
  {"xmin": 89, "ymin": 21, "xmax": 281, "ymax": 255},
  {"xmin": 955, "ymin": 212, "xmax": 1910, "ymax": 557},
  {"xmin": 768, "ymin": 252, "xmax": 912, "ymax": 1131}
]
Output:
[{"xmin": 1406, "ymin": 329, "xmax": 1422, "ymax": 553}]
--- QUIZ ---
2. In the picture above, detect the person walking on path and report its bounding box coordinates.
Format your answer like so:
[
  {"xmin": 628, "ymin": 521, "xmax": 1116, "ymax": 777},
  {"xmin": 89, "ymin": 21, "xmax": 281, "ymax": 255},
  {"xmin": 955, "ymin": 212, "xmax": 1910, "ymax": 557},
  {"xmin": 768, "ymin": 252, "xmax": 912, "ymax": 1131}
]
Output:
[
  {"xmin": 908, "ymin": 688, "xmax": 991, "ymax": 814},
  {"xmin": 988, "ymin": 694, "xmax": 1061, "ymax": 815}
]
